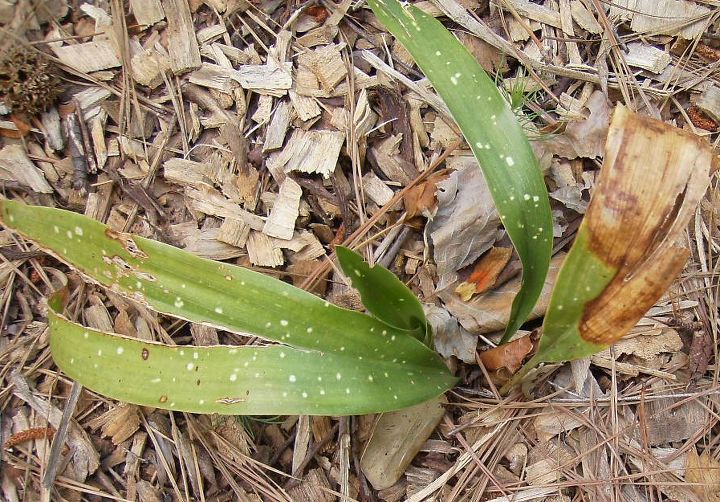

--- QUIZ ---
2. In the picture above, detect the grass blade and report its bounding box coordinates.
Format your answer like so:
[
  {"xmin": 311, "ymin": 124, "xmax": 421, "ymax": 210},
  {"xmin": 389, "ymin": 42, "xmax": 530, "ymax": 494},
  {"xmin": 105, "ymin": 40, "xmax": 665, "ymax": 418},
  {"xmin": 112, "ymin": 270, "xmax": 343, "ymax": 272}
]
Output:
[{"xmin": 367, "ymin": 0, "xmax": 553, "ymax": 343}]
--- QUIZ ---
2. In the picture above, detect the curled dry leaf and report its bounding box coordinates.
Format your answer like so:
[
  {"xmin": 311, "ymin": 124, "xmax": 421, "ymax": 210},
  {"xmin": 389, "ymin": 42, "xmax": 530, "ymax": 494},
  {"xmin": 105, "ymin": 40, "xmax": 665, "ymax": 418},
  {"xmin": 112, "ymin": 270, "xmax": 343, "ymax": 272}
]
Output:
[
  {"xmin": 403, "ymin": 172, "xmax": 448, "ymax": 220},
  {"xmin": 542, "ymin": 91, "xmax": 610, "ymax": 159},
  {"xmin": 455, "ymin": 247, "xmax": 513, "ymax": 301},
  {"xmin": 529, "ymin": 105, "xmax": 714, "ymax": 367},
  {"xmin": 479, "ymin": 334, "xmax": 534, "ymax": 380}
]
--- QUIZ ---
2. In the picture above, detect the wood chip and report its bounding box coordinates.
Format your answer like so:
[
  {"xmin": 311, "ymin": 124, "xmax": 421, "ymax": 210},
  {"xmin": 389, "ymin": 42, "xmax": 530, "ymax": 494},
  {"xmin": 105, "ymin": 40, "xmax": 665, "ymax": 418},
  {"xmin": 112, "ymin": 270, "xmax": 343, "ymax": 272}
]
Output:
[
  {"xmin": 163, "ymin": 158, "xmax": 214, "ymax": 190},
  {"xmin": 263, "ymin": 99, "xmax": 293, "ymax": 152},
  {"xmin": 130, "ymin": 0, "xmax": 165, "ymax": 26},
  {"xmin": 501, "ymin": 0, "xmax": 562, "ymax": 29},
  {"xmin": 362, "ymin": 171, "xmax": 394, "ymax": 206},
  {"xmin": 263, "ymin": 178, "xmax": 302, "ymax": 240},
  {"xmin": 297, "ymin": 43, "xmax": 347, "ymax": 93},
  {"xmin": 162, "ymin": 0, "xmax": 201, "ymax": 73},
  {"xmin": 288, "ymin": 89, "xmax": 322, "ymax": 121},
  {"xmin": 246, "ymin": 230, "xmax": 284, "ymax": 267},
  {"xmin": 184, "ymin": 186, "xmax": 265, "ymax": 230},
  {"xmin": 0, "ymin": 144, "xmax": 53, "ymax": 193},
  {"xmin": 132, "ymin": 48, "xmax": 171, "ymax": 88},
  {"xmin": 267, "ymin": 129, "xmax": 344, "ymax": 178},
  {"xmin": 570, "ymin": 1, "xmax": 601, "ymax": 34},
  {"xmin": 625, "ymin": 42, "xmax": 672, "ymax": 74},
  {"xmin": 609, "ymin": 0, "xmax": 711, "ymax": 39},
  {"xmin": 696, "ymin": 85, "xmax": 720, "ymax": 123},
  {"xmin": 52, "ymin": 41, "xmax": 121, "ymax": 73},
  {"xmin": 217, "ymin": 217, "xmax": 251, "ymax": 248}
]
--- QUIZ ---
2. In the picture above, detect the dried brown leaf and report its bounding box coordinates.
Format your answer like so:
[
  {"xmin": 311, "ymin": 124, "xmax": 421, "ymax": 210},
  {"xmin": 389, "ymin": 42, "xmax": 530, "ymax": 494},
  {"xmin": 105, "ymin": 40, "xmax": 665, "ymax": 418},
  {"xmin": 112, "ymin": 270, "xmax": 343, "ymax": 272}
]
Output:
[
  {"xmin": 455, "ymin": 247, "xmax": 512, "ymax": 301},
  {"xmin": 579, "ymin": 106, "xmax": 712, "ymax": 345}
]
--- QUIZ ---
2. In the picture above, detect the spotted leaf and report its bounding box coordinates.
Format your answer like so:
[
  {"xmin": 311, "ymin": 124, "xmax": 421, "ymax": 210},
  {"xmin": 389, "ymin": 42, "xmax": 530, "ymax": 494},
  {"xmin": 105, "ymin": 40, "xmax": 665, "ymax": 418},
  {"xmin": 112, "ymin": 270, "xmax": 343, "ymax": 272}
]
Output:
[
  {"xmin": 336, "ymin": 246, "xmax": 428, "ymax": 342},
  {"xmin": 524, "ymin": 107, "xmax": 713, "ymax": 370},
  {"xmin": 1, "ymin": 200, "xmax": 456, "ymax": 415},
  {"xmin": 367, "ymin": 0, "xmax": 553, "ymax": 344}
]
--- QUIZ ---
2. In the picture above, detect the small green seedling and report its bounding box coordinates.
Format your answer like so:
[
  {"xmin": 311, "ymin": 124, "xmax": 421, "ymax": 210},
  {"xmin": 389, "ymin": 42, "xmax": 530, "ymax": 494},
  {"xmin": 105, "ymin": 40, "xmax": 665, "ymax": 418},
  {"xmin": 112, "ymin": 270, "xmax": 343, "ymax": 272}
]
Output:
[{"xmin": 0, "ymin": 200, "xmax": 456, "ymax": 415}]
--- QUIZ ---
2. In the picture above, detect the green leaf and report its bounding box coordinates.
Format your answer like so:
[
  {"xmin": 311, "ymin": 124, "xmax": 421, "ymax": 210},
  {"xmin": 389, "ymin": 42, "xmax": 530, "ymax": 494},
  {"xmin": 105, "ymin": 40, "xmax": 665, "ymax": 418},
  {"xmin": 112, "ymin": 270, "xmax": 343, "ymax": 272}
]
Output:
[
  {"xmin": 367, "ymin": 0, "xmax": 553, "ymax": 343},
  {"xmin": 1, "ymin": 200, "xmax": 457, "ymax": 415},
  {"xmin": 336, "ymin": 246, "xmax": 428, "ymax": 341},
  {"xmin": 523, "ymin": 106, "xmax": 713, "ymax": 371}
]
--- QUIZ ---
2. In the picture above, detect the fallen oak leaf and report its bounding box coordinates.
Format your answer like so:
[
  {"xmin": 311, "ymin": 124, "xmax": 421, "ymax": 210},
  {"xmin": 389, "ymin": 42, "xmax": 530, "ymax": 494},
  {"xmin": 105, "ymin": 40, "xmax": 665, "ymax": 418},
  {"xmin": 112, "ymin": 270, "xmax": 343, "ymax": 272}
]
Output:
[{"xmin": 455, "ymin": 247, "xmax": 513, "ymax": 301}]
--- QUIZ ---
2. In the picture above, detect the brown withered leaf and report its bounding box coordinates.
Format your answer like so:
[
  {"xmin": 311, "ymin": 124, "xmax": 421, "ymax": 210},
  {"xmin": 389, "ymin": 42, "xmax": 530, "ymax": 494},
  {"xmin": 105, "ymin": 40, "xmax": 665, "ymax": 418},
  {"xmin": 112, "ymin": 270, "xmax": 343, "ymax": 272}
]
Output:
[
  {"xmin": 455, "ymin": 247, "xmax": 513, "ymax": 301},
  {"xmin": 403, "ymin": 171, "xmax": 448, "ymax": 219},
  {"xmin": 578, "ymin": 106, "xmax": 713, "ymax": 346},
  {"xmin": 479, "ymin": 334, "xmax": 534, "ymax": 377}
]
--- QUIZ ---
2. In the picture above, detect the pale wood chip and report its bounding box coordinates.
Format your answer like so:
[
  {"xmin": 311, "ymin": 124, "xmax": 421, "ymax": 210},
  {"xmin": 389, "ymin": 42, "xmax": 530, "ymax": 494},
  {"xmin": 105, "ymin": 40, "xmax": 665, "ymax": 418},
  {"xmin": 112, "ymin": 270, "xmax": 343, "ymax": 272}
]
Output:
[
  {"xmin": 696, "ymin": 85, "xmax": 720, "ymax": 123},
  {"xmin": 287, "ymin": 468, "xmax": 335, "ymax": 502},
  {"xmin": 263, "ymin": 99, "xmax": 293, "ymax": 152},
  {"xmin": 263, "ymin": 177, "xmax": 302, "ymax": 240},
  {"xmin": 267, "ymin": 129, "xmax": 345, "ymax": 179},
  {"xmin": 217, "ymin": 217, "xmax": 251, "ymax": 247},
  {"xmin": 185, "ymin": 186, "xmax": 265, "ymax": 230},
  {"xmin": 162, "ymin": 0, "xmax": 201, "ymax": 73},
  {"xmin": 196, "ymin": 24, "xmax": 227, "ymax": 44},
  {"xmin": 609, "ymin": 0, "xmax": 711, "ymax": 39},
  {"xmin": 297, "ymin": 43, "xmax": 347, "ymax": 93},
  {"xmin": 362, "ymin": 171, "xmax": 394, "ymax": 206},
  {"xmin": 296, "ymin": 25, "xmax": 339, "ymax": 47},
  {"xmin": 251, "ymin": 94, "xmax": 274, "ymax": 124},
  {"xmin": 625, "ymin": 42, "xmax": 672, "ymax": 74},
  {"xmin": 52, "ymin": 40, "xmax": 121, "ymax": 73},
  {"xmin": 130, "ymin": 0, "xmax": 164, "ymax": 25},
  {"xmin": 570, "ymin": 0, "xmax": 601, "ymax": 34},
  {"xmin": 41, "ymin": 107, "xmax": 64, "ymax": 151},
  {"xmin": 501, "ymin": 0, "xmax": 562, "ymax": 28},
  {"xmin": 288, "ymin": 89, "xmax": 322, "ymax": 121},
  {"xmin": 189, "ymin": 63, "xmax": 240, "ymax": 93},
  {"xmin": 173, "ymin": 224, "xmax": 245, "ymax": 260},
  {"xmin": 246, "ymin": 230, "xmax": 284, "ymax": 267},
  {"xmin": 234, "ymin": 62, "xmax": 293, "ymax": 95},
  {"xmin": 0, "ymin": 144, "xmax": 53, "ymax": 193},
  {"xmin": 131, "ymin": 48, "xmax": 171, "ymax": 88},
  {"xmin": 270, "ymin": 230, "xmax": 326, "ymax": 261},
  {"xmin": 97, "ymin": 404, "xmax": 141, "ymax": 445},
  {"xmin": 163, "ymin": 158, "xmax": 214, "ymax": 190}
]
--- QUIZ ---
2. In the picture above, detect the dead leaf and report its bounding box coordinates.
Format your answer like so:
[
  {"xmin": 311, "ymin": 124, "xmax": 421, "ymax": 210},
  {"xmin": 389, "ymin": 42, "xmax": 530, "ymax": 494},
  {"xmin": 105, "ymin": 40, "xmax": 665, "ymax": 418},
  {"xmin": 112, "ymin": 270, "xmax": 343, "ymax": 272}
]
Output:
[
  {"xmin": 541, "ymin": 91, "xmax": 610, "ymax": 159},
  {"xmin": 429, "ymin": 158, "xmax": 501, "ymax": 291},
  {"xmin": 479, "ymin": 334, "xmax": 535, "ymax": 385},
  {"xmin": 426, "ymin": 304, "xmax": 477, "ymax": 363},
  {"xmin": 578, "ymin": 106, "xmax": 712, "ymax": 345},
  {"xmin": 440, "ymin": 253, "xmax": 565, "ymax": 334},
  {"xmin": 403, "ymin": 172, "xmax": 448, "ymax": 219},
  {"xmin": 455, "ymin": 247, "xmax": 512, "ymax": 301},
  {"xmin": 686, "ymin": 450, "xmax": 720, "ymax": 501}
]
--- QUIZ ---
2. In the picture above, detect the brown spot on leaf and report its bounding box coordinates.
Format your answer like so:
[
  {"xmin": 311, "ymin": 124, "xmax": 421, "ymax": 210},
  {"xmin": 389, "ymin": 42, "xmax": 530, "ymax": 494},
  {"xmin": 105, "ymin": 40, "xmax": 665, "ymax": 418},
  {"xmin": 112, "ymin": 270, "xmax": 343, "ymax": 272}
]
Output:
[
  {"xmin": 104, "ymin": 228, "xmax": 148, "ymax": 259},
  {"xmin": 159, "ymin": 395, "xmax": 168, "ymax": 403},
  {"xmin": 141, "ymin": 348, "xmax": 149, "ymax": 360}
]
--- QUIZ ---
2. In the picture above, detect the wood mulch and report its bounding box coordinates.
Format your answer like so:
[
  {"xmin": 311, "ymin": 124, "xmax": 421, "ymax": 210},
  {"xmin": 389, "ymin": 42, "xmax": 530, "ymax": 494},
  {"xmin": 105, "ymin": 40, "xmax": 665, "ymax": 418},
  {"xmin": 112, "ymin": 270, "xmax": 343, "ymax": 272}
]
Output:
[{"xmin": 1, "ymin": 0, "xmax": 719, "ymax": 500}]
